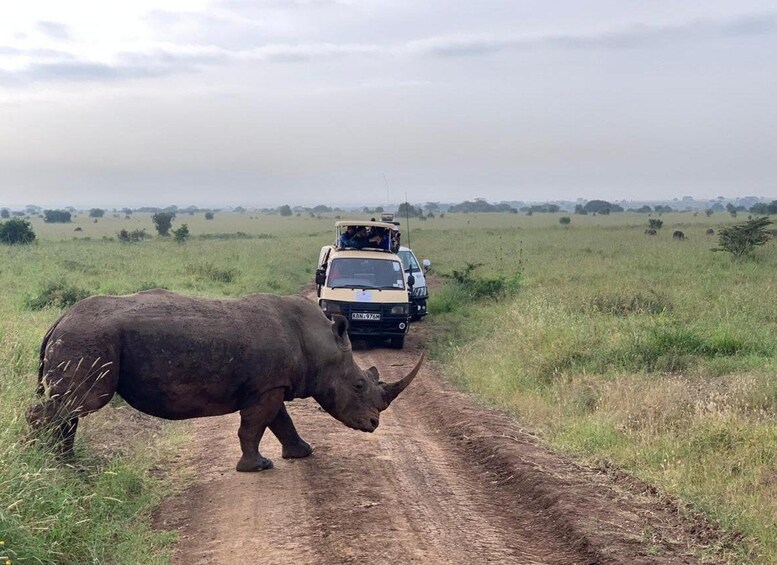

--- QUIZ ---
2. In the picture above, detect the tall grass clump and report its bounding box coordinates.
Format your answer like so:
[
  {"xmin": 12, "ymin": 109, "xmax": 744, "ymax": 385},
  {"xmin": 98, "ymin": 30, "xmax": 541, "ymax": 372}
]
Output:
[
  {"xmin": 23, "ymin": 280, "xmax": 91, "ymax": 310},
  {"xmin": 185, "ymin": 262, "xmax": 240, "ymax": 284},
  {"xmin": 430, "ymin": 262, "xmax": 521, "ymax": 315}
]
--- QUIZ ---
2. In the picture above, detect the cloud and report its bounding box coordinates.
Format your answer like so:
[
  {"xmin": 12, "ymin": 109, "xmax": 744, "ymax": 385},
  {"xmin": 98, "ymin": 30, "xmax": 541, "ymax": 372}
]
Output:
[
  {"xmin": 26, "ymin": 62, "xmax": 166, "ymax": 82},
  {"xmin": 406, "ymin": 13, "xmax": 777, "ymax": 57},
  {"xmin": 37, "ymin": 21, "xmax": 72, "ymax": 41},
  {"xmin": 2, "ymin": 12, "xmax": 775, "ymax": 87}
]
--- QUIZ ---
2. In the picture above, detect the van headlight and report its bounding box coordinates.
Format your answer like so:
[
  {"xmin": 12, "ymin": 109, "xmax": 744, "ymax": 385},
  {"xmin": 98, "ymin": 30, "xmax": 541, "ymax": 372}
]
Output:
[
  {"xmin": 411, "ymin": 286, "xmax": 428, "ymax": 298},
  {"xmin": 320, "ymin": 300, "xmax": 342, "ymax": 314},
  {"xmin": 390, "ymin": 304, "xmax": 410, "ymax": 316}
]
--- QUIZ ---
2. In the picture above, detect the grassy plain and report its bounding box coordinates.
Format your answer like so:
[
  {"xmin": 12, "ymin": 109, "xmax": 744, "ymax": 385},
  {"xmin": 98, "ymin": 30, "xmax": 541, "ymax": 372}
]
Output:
[
  {"xmin": 412, "ymin": 211, "xmax": 777, "ymax": 562},
  {"xmin": 1, "ymin": 210, "xmax": 775, "ymax": 562},
  {"xmin": 0, "ymin": 212, "xmax": 332, "ymax": 563}
]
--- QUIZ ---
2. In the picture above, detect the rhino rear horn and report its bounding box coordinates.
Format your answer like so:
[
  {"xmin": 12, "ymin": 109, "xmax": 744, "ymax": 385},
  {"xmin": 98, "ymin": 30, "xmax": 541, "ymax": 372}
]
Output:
[{"xmin": 380, "ymin": 352, "xmax": 424, "ymax": 408}]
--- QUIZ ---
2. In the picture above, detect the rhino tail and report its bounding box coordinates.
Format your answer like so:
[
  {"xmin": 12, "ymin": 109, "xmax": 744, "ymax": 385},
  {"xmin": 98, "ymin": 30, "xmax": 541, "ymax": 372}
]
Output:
[{"xmin": 37, "ymin": 313, "xmax": 66, "ymax": 396}]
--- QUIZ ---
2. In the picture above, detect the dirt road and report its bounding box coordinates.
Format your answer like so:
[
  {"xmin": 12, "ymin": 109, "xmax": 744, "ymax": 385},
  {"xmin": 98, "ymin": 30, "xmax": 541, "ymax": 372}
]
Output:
[{"xmin": 155, "ymin": 333, "xmax": 718, "ymax": 564}]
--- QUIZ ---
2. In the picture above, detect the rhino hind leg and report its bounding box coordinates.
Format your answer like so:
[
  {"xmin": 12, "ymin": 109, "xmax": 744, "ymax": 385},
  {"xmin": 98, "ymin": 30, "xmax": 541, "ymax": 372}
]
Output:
[
  {"xmin": 56, "ymin": 417, "xmax": 79, "ymax": 459},
  {"xmin": 236, "ymin": 388, "xmax": 285, "ymax": 472},
  {"xmin": 269, "ymin": 405, "xmax": 313, "ymax": 459},
  {"xmin": 28, "ymin": 354, "xmax": 119, "ymax": 457},
  {"xmin": 26, "ymin": 399, "xmax": 80, "ymax": 458}
]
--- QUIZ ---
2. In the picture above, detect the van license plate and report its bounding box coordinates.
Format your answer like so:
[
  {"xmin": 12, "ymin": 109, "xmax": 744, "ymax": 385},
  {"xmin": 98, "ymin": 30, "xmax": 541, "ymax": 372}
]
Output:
[{"xmin": 352, "ymin": 312, "xmax": 381, "ymax": 321}]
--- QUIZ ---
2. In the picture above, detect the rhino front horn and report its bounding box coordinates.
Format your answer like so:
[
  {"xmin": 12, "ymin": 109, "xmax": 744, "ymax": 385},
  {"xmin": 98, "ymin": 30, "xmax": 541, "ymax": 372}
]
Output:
[{"xmin": 380, "ymin": 352, "xmax": 424, "ymax": 408}]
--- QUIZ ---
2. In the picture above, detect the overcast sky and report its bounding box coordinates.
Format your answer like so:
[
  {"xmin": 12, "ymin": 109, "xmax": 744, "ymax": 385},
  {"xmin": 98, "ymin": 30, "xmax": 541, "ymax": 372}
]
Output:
[{"xmin": 1, "ymin": 1, "xmax": 776, "ymax": 208}]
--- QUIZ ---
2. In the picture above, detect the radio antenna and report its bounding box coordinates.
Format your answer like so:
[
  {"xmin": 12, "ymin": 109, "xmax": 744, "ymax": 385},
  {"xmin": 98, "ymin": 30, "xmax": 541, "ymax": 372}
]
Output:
[
  {"xmin": 383, "ymin": 173, "xmax": 390, "ymax": 207},
  {"xmin": 404, "ymin": 190, "xmax": 411, "ymax": 247}
]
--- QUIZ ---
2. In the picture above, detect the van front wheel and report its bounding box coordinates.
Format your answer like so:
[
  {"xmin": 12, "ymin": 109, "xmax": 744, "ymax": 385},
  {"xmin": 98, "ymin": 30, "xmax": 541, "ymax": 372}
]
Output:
[{"xmin": 390, "ymin": 336, "xmax": 405, "ymax": 349}]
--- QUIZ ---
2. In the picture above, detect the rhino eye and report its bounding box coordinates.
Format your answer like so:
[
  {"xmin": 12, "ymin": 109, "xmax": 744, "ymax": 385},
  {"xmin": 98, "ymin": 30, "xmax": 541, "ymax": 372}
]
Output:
[{"xmin": 354, "ymin": 379, "xmax": 365, "ymax": 392}]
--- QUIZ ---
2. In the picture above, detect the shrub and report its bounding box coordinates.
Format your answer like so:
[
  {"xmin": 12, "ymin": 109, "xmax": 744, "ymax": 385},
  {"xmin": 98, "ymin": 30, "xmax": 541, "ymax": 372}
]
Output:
[
  {"xmin": 152, "ymin": 212, "xmax": 175, "ymax": 236},
  {"xmin": 172, "ymin": 223, "xmax": 190, "ymax": 243},
  {"xmin": 559, "ymin": 216, "xmax": 571, "ymax": 225},
  {"xmin": 43, "ymin": 209, "xmax": 72, "ymax": 223},
  {"xmin": 442, "ymin": 262, "xmax": 521, "ymax": 302},
  {"xmin": 186, "ymin": 262, "xmax": 239, "ymax": 283},
  {"xmin": 24, "ymin": 280, "xmax": 90, "ymax": 310},
  {"xmin": 713, "ymin": 216, "xmax": 772, "ymax": 258},
  {"xmin": 117, "ymin": 229, "xmax": 149, "ymax": 243},
  {"xmin": 648, "ymin": 219, "xmax": 663, "ymax": 230},
  {"xmin": 89, "ymin": 208, "xmax": 105, "ymax": 218},
  {"xmin": 279, "ymin": 205, "xmax": 293, "ymax": 217},
  {"xmin": 0, "ymin": 218, "xmax": 36, "ymax": 245},
  {"xmin": 204, "ymin": 212, "xmax": 214, "ymax": 220}
]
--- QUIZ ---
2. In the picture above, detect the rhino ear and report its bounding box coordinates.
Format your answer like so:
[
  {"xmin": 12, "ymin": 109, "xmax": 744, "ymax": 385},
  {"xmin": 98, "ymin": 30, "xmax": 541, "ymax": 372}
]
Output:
[
  {"xmin": 366, "ymin": 366, "xmax": 379, "ymax": 383},
  {"xmin": 330, "ymin": 314, "xmax": 350, "ymax": 347}
]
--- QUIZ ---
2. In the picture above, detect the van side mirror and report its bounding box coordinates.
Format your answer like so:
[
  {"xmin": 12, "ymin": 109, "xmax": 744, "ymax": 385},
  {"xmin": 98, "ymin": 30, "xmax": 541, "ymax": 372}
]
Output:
[
  {"xmin": 407, "ymin": 274, "xmax": 415, "ymax": 289},
  {"xmin": 315, "ymin": 269, "xmax": 326, "ymax": 286},
  {"xmin": 422, "ymin": 259, "xmax": 431, "ymax": 272}
]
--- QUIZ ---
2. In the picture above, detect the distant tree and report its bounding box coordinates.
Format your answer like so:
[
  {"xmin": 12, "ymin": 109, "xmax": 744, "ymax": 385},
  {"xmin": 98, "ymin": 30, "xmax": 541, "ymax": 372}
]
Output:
[
  {"xmin": 89, "ymin": 208, "xmax": 105, "ymax": 218},
  {"xmin": 710, "ymin": 202, "xmax": 725, "ymax": 212},
  {"xmin": 424, "ymin": 202, "xmax": 440, "ymax": 215},
  {"xmin": 152, "ymin": 212, "xmax": 176, "ymax": 236},
  {"xmin": 233, "ymin": 206, "xmax": 246, "ymax": 213},
  {"xmin": 0, "ymin": 218, "xmax": 36, "ymax": 245},
  {"xmin": 521, "ymin": 204, "xmax": 560, "ymax": 213},
  {"xmin": 648, "ymin": 219, "xmax": 664, "ymax": 230},
  {"xmin": 279, "ymin": 205, "xmax": 293, "ymax": 217},
  {"xmin": 559, "ymin": 216, "xmax": 571, "ymax": 225},
  {"xmin": 574, "ymin": 204, "xmax": 588, "ymax": 215},
  {"xmin": 713, "ymin": 217, "xmax": 772, "ymax": 258},
  {"xmin": 43, "ymin": 209, "xmax": 72, "ymax": 223},
  {"xmin": 375, "ymin": 206, "xmax": 384, "ymax": 213},
  {"xmin": 635, "ymin": 205, "xmax": 652, "ymax": 213},
  {"xmin": 750, "ymin": 200, "xmax": 777, "ymax": 215},
  {"xmin": 397, "ymin": 202, "xmax": 423, "ymax": 217},
  {"xmin": 448, "ymin": 199, "xmax": 513, "ymax": 213},
  {"xmin": 705, "ymin": 209, "xmax": 714, "ymax": 217},
  {"xmin": 173, "ymin": 223, "xmax": 190, "ymax": 243},
  {"xmin": 121, "ymin": 207, "xmax": 133, "ymax": 215},
  {"xmin": 582, "ymin": 200, "xmax": 623, "ymax": 214},
  {"xmin": 313, "ymin": 205, "xmax": 332, "ymax": 213},
  {"xmin": 204, "ymin": 212, "xmax": 215, "ymax": 220},
  {"xmin": 0, "ymin": 208, "xmax": 9, "ymax": 219}
]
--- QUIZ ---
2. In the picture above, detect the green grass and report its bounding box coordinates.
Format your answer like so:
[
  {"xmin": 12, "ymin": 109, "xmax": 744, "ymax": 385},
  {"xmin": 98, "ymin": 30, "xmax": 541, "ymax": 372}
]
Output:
[
  {"xmin": 0, "ymin": 214, "xmax": 332, "ymax": 564},
  {"xmin": 2, "ymin": 210, "xmax": 776, "ymax": 562},
  {"xmin": 413, "ymin": 211, "xmax": 777, "ymax": 562}
]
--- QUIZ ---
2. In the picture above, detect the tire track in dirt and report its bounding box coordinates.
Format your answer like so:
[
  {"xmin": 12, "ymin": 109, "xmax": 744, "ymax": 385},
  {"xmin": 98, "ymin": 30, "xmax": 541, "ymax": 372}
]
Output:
[{"xmin": 155, "ymin": 328, "xmax": 720, "ymax": 564}]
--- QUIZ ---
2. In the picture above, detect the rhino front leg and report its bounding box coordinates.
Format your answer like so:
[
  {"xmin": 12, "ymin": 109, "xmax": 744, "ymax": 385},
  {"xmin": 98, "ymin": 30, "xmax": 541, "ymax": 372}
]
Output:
[
  {"xmin": 236, "ymin": 388, "xmax": 284, "ymax": 472},
  {"xmin": 269, "ymin": 405, "xmax": 313, "ymax": 459}
]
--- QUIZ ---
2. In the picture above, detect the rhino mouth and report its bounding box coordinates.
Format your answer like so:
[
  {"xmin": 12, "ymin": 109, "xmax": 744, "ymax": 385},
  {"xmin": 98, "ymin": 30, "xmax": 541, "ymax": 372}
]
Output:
[{"xmin": 358, "ymin": 417, "xmax": 379, "ymax": 432}]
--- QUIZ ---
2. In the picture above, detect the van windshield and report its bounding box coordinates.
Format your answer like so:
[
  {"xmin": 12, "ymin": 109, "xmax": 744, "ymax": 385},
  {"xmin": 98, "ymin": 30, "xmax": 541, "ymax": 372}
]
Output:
[
  {"xmin": 328, "ymin": 258, "xmax": 406, "ymax": 290},
  {"xmin": 398, "ymin": 250, "xmax": 420, "ymax": 273}
]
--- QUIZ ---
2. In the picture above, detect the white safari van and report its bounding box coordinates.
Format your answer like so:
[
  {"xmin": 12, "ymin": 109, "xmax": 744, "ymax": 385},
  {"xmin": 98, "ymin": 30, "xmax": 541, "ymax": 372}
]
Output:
[
  {"xmin": 315, "ymin": 220, "xmax": 413, "ymax": 349},
  {"xmin": 397, "ymin": 246, "xmax": 429, "ymax": 320}
]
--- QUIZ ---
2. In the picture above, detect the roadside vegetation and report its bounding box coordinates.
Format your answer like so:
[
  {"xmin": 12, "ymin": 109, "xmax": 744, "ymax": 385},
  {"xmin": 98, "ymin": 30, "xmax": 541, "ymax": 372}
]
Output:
[
  {"xmin": 415, "ymin": 212, "xmax": 777, "ymax": 562},
  {"xmin": 0, "ymin": 214, "xmax": 325, "ymax": 563},
  {"xmin": 2, "ymin": 210, "xmax": 776, "ymax": 562}
]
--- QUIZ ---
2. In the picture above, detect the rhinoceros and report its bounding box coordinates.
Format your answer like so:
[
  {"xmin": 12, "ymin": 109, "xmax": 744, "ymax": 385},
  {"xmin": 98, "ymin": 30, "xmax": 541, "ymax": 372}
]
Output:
[{"xmin": 27, "ymin": 289, "xmax": 422, "ymax": 472}]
